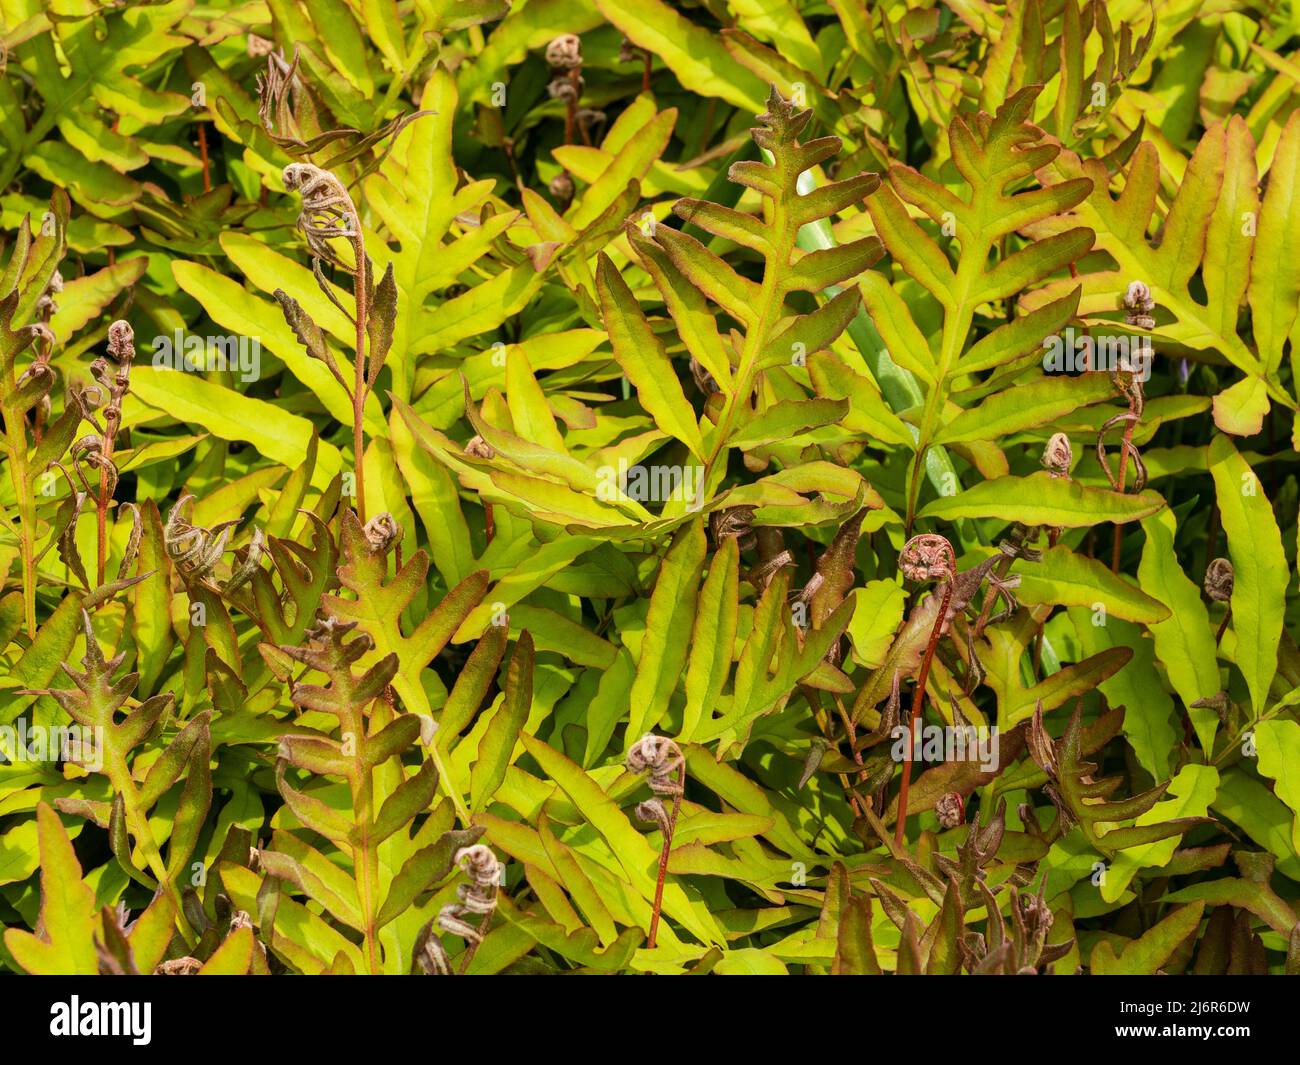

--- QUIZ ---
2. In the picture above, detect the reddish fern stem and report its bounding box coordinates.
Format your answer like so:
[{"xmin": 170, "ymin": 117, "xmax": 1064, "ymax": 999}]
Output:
[
  {"xmin": 1110, "ymin": 414, "xmax": 1136, "ymax": 572},
  {"xmin": 647, "ymin": 769, "xmax": 683, "ymax": 949},
  {"xmin": 351, "ymin": 229, "xmax": 368, "ymax": 524},
  {"xmin": 95, "ymin": 459, "xmax": 112, "ymax": 588},
  {"xmin": 1215, "ymin": 609, "xmax": 1232, "ymax": 646},
  {"xmin": 895, "ymin": 576, "xmax": 954, "ymax": 847},
  {"xmin": 197, "ymin": 122, "xmax": 212, "ymax": 192}
]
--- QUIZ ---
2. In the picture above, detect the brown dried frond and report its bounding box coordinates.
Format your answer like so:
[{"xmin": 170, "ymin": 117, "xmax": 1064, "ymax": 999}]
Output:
[
  {"xmin": 1122, "ymin": 280, "xmax": 1155, "ymax": 330},
  {"xmin": 155, "ymin": 957, "xmax": 203, "ymax": 975},
  {"xmin": 1096, "ymin": 369, "xmax": 1147, "ymax": 492},
  {"xmin": 69, "ymin": 435, "xmax": 118, "ymax": 497},
  {"xmin": 1204, "ymin": 557, "xmax": 1234, "ymax": 602},
  {"xmin": 436, "ymin": 844, "xmax": 502, "ymax": 944},
  {"xmin": 163, "ymin": 492, "xmax": 260, "ymax": 592},
  {"xmin": 710, "ymin": 505, "xmax": 756, "ymax": 551},
  {"xmin": 936, "ymin": 791, "xmax": 965, "ymax": 830},
  {"xmin": 257, "ymin": 48, "xmax": 301, "ymax": 141},
  {"xmin": 547, "ymin": 75, "xmax": 583, "ymax": 104},
  {"xmin": 898, "ymin": 533, "xmax": 955, "ymax": 583},
  {"xmin": 1041, "ymin": 432, "xmax": 1073, "ymax": 477},
  {"xmin": 283, "ymin": 162, "xmax": 361, "ymax": 273},
  {"xmin": 545, "ymin": 34, "xmax": 583, "ymax": 69},
  {"xmin": 463, "ymin": 435, "xmax": 496, "ymax": 460},
  {"xmin": 548, "ymin": 171, "xmax": 574, "ymax": 209},
  {"xmin": 363, "ymin": 512, "xmax": 403, "ymax": 554},
  {"xmin": 626, "ymin": 732, "xmax": 685, "ymax": 798}
]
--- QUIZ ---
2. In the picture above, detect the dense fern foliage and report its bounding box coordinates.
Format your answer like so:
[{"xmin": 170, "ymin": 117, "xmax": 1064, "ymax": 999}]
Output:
[{"xmin": 1, "ymin": 0, "xmax": 1299, "ymax": 976}]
